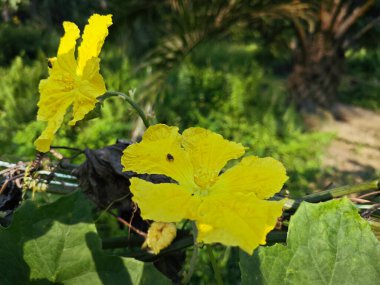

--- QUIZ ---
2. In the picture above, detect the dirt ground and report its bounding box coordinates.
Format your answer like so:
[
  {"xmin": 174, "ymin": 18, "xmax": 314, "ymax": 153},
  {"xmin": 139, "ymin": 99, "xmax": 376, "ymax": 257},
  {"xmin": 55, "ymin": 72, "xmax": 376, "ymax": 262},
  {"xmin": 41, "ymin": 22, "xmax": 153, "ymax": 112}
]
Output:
[{"xmin": 320, "ymin": 104, "xmax": 380, "ymax": 186}]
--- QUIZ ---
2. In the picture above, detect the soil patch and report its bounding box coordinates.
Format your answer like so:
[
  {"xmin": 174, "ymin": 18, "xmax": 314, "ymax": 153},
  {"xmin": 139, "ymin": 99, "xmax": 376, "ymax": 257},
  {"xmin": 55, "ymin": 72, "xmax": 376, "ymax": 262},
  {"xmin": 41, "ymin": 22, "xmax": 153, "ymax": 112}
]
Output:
[{"xmin": 320, "ymin": 104, "xmax": 380, "ymax": 186}]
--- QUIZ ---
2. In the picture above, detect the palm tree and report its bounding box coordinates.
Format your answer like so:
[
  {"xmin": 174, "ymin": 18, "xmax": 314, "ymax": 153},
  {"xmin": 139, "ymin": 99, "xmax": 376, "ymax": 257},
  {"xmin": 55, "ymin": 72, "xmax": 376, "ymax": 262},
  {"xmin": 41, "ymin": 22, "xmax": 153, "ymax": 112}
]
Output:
[
  {"xmin": 137, "ymin": 0, "xmax": 379, "ymax": 113},
  {"xmin": 137, "ymin": 0, "xmax": 311, "ymax": 102},
  {"xmin": 288, "ymin": 0, "xmax": 379, "ymax": 112}
]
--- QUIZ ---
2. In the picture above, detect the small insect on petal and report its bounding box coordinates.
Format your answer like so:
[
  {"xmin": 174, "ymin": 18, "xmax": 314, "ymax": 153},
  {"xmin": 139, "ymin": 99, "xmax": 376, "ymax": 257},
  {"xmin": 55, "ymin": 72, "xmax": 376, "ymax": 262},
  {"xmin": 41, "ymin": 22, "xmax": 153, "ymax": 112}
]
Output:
[
  {"xmin": 166, "ymin": 153, "xmax": 174, "ymax": 162},
  {"xmin": 47, "ymin": 57, "xmax": 56, "ymax": 68}
]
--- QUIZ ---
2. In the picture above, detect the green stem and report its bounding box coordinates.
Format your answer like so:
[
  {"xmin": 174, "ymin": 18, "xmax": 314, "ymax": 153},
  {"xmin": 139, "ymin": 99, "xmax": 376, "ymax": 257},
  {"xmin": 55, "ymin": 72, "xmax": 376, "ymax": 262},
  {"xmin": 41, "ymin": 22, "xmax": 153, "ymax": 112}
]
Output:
[
  {"xmin": 284, "ymin": 179, "xmax": 380, "ymax": 210},
  {"xmin": 220, "ymin": 247, "xmax": 231, "ymax": 268},
  {"xmin": 111, "ymin": 235, "xmax": 194, "ymax": 262},
  {"xmin": 102, "ymin": 231, "xmax": 287, "ymax": 251},
  {"xmin": 329, "ymin": 180, "xmax": 380, "ymax": 198},
  {"xmin": 206, "ymin": 245, "xmax": 224, "ymax": 285},
  {"xmin": 182, "ymin": 222, "xmax": 199, "ymax": 284},
  {"xmin": 101, "ymin": 91, "xmax": 150, "ymax": 128}
]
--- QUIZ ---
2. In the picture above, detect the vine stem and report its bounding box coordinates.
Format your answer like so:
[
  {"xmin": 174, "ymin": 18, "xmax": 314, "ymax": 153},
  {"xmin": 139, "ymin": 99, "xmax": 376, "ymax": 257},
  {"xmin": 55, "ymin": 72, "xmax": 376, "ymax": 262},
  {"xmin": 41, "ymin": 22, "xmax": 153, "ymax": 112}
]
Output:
[
  {"xmin": 206, "ymin": 245, "xmax": 224, "ymax": 285},
  {"xmin": 284, "ymin": 179, "xmax": 380, "ymax": 210},
  {"xmin": 100, "ymin": 91, "xmax": 150, "ymax": 128},
  {"xmin": 182, "ymin": 222, "xmax": 199, "ymax": 284}
]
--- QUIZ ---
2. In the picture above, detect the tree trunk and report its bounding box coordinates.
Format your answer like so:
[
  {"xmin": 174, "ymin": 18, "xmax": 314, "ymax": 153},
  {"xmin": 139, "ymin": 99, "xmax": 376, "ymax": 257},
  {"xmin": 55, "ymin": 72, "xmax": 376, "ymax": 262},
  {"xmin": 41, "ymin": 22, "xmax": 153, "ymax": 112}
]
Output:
[
  {"xmin": 1, "ymin": 2, "xmax": 10, "ymax": 22},
  {"xmin": 287, "ymin": 0, "xmax": 375, "ymax": 113},
  {"xmin": 288, "ymin": 32, "xmax": 345, "ymax": 113}
]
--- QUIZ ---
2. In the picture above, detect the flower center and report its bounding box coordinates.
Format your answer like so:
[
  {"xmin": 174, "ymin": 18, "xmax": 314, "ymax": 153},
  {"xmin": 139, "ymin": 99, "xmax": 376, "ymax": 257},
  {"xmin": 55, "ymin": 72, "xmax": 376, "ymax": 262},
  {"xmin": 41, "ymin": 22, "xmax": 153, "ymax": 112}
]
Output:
[
  {"xmin": 58, "ymin": 74, "xmax": 76, "ymax": 92},
  {"xmin": 193, "ymin": 186, "xmax": 210, "ymax": 197},
  {"xmin": 194, "ymin": 169, "xmax": 218, "ymax": 193}
]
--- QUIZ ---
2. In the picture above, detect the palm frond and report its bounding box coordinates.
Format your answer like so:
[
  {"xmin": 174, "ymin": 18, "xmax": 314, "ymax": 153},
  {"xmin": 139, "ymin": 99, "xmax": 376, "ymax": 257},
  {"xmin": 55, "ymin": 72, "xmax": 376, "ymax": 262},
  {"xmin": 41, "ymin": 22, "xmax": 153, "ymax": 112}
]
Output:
[{"xmin": 137, "ymin": 0, "xmax": 313, "ymax": 103}]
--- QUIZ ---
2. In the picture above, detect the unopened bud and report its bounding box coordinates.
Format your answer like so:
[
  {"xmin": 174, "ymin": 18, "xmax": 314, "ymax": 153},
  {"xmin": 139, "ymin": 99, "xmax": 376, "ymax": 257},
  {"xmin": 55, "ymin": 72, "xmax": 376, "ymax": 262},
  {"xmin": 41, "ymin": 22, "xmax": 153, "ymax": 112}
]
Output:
[{"xmin": 142, "ymin": 222, "xmax": 177, "ymax": 254}]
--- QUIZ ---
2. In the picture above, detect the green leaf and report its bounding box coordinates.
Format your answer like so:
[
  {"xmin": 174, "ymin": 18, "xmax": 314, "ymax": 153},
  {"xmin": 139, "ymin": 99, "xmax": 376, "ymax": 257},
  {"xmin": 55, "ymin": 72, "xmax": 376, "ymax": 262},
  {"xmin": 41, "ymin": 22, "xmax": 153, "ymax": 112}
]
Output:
[
  {"xmin": 240, "ymin": 198, "xmax": 380, "ymax": 285},
  {"xmin": 0, "ymin": 191, "xmax": 170, "ymax": 285}
]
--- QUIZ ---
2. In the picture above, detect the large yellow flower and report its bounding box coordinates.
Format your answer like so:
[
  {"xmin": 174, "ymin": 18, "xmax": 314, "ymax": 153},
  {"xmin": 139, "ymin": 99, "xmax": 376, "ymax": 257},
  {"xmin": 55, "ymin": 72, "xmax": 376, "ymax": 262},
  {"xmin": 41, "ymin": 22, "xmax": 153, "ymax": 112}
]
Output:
[
  {"xmin": 34, "ymin": 14, "xmax": 112, "ymax": 152},
  {"xmin": 121, "ymin": 124, "xmax": 288, "ymax": 254}
]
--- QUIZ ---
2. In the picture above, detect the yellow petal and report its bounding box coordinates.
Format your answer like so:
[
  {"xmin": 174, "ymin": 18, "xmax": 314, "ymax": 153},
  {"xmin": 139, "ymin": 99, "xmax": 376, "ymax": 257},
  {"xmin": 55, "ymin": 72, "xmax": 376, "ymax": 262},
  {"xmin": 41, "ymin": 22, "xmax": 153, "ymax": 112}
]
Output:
[
  {"xmin": 69, "ymin": 58, "xmax": 106, "ymax": 126},
  {"xmin": 35, "ymin": 21, "xmax": 79, "ymax": 152},
  {"xmin": 181, "ymin": 127, "xmax": 245, "ymax": 188},
  {"xmin": 35, "ymin": 54, "xmax": 78, "ymax": 151},
  {"xmin": 80, "ymin": 56, "xmax": 106, "ymax": 85},
  {"xmin": 80, "ymin": 56, "xmax": 106, "ymax": 94},
  {"xmin": 130, "ymin": 178, "xmax": 200, "ymax": 222},
  {"xmin": 68, "ymin": 90, "xmax": 98, "ymax": 126},
  {"xmin": 51, "ymin": 53, "xmax": 77, "ymax": 78},
  {"xmin": 37, "ymin": 75, "xmax": 75, "ymax": 122},
  {"xmin": 122, "ymin": 125, "xmax": 195, "ymax": 187},
  {"xmin": 40, "ymin": 40, "xmax": 78, "ymax": 109},
  {"xmin": 77, "ymin": 14, "xmax": 112, "ymax": 73},
  {"xmin": 34, "ymin": 99, "xmax": 73, "ymax": 152},
  {"xmin": 143, "ymin": 124, "xmax": 181, "ymax": 143},
  {"xmin": 38, "ymin": 48, "xmax": 78, "ymax": 123},
  {"xmin": 196, "ymin": 193, "xmax": 284, "ymax": 254},
  {"xmin": 57, "ymin": 21, "xmax": 80, "ymax": 56},
  {"xmin": 34, "ymin": 124, "xmax": 56, "ymax": 153},
  {"xmin": 212, "ymin": 156, "xmax": 288, "ymax": 199}
]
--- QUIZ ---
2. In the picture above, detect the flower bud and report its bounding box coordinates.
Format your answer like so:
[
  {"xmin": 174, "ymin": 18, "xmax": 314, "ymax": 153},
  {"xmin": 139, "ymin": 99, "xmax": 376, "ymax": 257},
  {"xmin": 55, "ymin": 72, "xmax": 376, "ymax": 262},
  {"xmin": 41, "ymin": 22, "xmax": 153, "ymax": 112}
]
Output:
[{"xmin": 142, "ymin": 222, "xmax": 177, "ymax": 254}]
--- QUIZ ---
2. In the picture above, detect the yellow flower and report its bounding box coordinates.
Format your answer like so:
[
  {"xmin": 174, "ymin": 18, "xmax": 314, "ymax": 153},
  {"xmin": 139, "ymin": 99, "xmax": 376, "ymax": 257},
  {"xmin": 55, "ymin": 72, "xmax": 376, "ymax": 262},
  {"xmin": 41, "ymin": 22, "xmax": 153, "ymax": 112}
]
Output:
[
  {"xmin": 142, "ymin": 222, "xmax": 177, "ymax": 254},
  {"xmin": 121, "ymin": 124, "xmax": 288, "ymax": 254},
  {"xmin": 34, "ymin": 14, "xmax": 113, "ymax": 152}
]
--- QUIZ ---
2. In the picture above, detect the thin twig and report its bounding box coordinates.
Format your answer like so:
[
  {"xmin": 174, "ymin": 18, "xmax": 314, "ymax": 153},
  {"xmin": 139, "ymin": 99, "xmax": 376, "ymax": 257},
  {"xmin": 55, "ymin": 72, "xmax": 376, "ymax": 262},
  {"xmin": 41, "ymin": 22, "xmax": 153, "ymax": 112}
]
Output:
[
  {"xmin": 358, "ymin": 191, "xmax": 380, "ymax": 199},
  {"xmin": 361, "ymin": 203, "xmax": 380, "ymax": 218},
  {"xmin": 0, "ymin": 179, "xmax": 10, "ymax": 194},
  {"xmin": 50, "ymin": 149, "xmax": 64, "ymax": 160},
  {"xmin": 85, "ymin": 194, "xmax": 147, "ymax": 238},
  {"xmin": 107, "ymin": 211, "xmax": 147, "ymax": 238},
  {"xmin": 6, "ymin": 173, "xmax": 24, "ymax": 182},
  {"xmin": 349, "ymin": 197, "xmax": 371, "ymax": 204},
  {"xmin": 94, "ymin": 193, "xmax": 131, "ymax": 224}
]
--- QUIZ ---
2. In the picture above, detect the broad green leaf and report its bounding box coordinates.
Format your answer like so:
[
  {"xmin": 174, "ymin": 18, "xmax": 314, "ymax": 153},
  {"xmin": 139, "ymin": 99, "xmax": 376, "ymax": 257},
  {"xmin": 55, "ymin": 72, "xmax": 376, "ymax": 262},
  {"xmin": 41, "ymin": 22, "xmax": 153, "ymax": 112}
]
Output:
[
  {"xmin": 240, "ymin": 198, "xmax": 380, "ymax": 285},
  {"xmin": 0, "ymin": 191, "xmax": 170, "ymax": 285}
]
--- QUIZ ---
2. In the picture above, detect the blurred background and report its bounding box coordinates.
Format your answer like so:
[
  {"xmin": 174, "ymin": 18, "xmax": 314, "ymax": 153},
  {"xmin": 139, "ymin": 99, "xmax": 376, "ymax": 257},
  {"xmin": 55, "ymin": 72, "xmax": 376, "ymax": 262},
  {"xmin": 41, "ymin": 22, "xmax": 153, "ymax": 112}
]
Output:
[{"xmin": 0, "ymin": 0, "xmax": 379, "ymax": 198}]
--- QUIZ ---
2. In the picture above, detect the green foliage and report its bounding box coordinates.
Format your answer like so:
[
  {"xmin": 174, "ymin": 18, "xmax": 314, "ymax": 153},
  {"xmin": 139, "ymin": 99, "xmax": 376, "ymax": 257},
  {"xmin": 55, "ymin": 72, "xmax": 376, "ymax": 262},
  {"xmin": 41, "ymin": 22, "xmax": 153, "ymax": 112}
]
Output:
[
  {"xmin": 240, "ymin": 198, "xmax": 380, "ymax": 285},
  {"xmin": 340, "ymin": 48, "xmax": 380, "ymax": 111},
  {"xmin": 0, "ymin": 191, "xmax": 170, "ymax": 284},
  {"xmin": 0, "ymin": 56, "xmax": 45, "ymax": 159},
  {"xmin": 188, "ymin": 246, "xmax": 241, "ymax": 285},
  {"xmin": 0, "ymin": 24, "xmax": 43, "ymax": 66}
]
